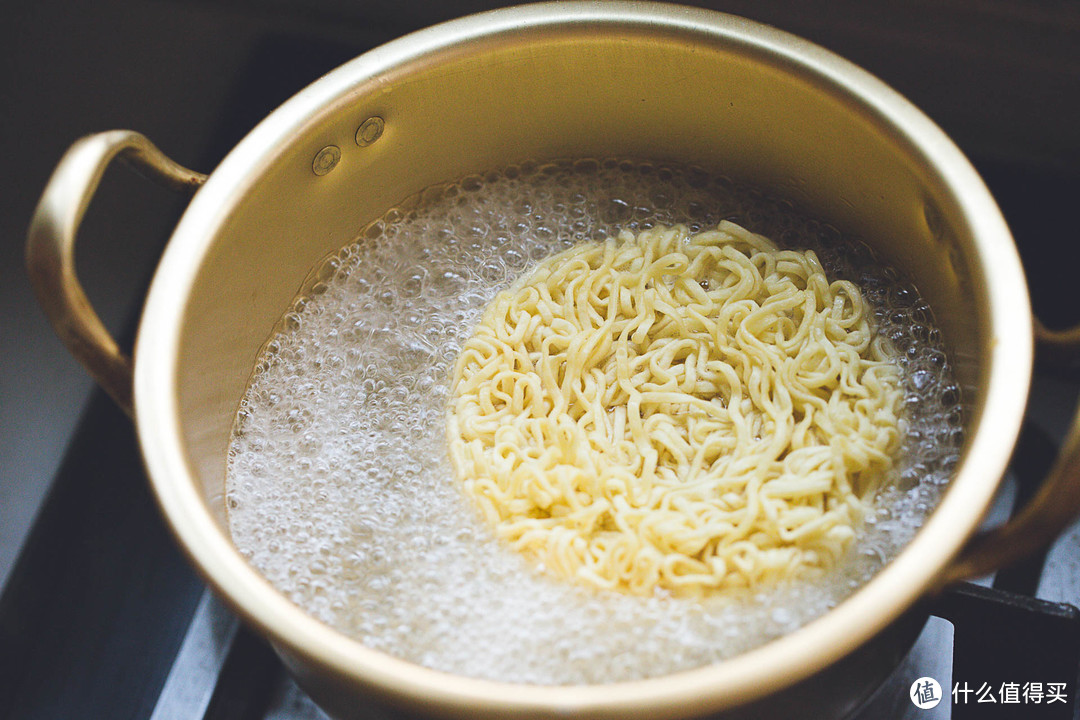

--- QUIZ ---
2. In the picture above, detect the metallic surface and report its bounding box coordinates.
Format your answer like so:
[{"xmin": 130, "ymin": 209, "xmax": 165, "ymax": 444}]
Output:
[
  {"xmin": 312, "ymin": 145, "xmax": 342, "ymax": 176},
  {"xmin": 25, "ymin": 130, "xmax": 205, "ymax": 415},
  {"xmin": 939, "ymin": 361, "xmax": 1080, "ymax": 585},
  {"xmin": 25, "ymin": 2, "xmax": 1080, "ymax": 719},
  {"xmin": 355, "ymin": 116, "xmax": 385, "ymax": 147}
]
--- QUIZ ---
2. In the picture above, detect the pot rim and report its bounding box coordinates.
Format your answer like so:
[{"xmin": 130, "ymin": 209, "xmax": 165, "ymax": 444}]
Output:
[{"xmin": 134, "ymin": 2, "xmax": 1032, "ymax": 716}]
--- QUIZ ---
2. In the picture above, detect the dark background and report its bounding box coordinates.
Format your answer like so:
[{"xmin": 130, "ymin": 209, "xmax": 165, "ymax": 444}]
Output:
[{"xmin": 0, "ymin": 0, "xmax": 1077, "ymax": 713}]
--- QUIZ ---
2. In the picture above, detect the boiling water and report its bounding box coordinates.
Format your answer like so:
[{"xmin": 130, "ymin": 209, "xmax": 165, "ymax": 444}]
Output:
[{"xmin": 226, "ymin": 159, "xmax": 962, "ymax": 684}]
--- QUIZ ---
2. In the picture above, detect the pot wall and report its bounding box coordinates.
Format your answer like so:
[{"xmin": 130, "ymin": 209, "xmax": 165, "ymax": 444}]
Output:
[{"xmin": 171, "ymin": 10, "xmax": 989, "ymax": 510}]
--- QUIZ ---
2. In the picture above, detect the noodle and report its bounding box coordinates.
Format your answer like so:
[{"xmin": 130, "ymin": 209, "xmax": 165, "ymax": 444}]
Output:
[{"xmin": 448, "ymin": 222, "xmax": 905, "ymax": 596}]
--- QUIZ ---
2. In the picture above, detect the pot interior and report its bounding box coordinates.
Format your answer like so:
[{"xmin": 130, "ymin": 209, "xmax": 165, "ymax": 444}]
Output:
[
  {"xmin": 139, "ymin": 4, "xmax": 1025, "ymax": 715},
  {"xmin": 173, "ymin": 17, "xmax": 993, "ymax": 516}
]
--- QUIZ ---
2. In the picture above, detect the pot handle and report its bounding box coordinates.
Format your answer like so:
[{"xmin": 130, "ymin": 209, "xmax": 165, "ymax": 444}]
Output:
[
  {"xmin": 939, "ymin": 324, "xmax": 1080, "ymax": 584},
  {"xmin": 26, "ymin": 131, "xmax": 206, "ymax": 417}
]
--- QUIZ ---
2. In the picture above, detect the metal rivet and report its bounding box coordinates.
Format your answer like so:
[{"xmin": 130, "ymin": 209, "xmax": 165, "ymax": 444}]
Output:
[
  {"xmin": 355, "ymin": 116, "xmax": 385, "ymax": 147},
  {"xmin": 312, "ymin": 145, "xmax": 341, "ymax": 176}
]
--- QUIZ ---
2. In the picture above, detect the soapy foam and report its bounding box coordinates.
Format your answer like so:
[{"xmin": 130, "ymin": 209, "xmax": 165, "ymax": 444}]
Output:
[{"xmin": 226, "ymin": 159, "xmax": 962, "ymax": 684}]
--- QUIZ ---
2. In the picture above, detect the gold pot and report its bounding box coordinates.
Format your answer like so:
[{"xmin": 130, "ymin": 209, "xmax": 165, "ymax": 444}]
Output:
[{"xmin": 26, "ymin": 3, "xmax": 1080, "ymax": 718}]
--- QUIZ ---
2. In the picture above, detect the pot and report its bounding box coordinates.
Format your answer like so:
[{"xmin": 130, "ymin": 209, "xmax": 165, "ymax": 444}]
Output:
[{"xmin": 26, "ymin": 3, "xmax": 1080, "ymax": 718}]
